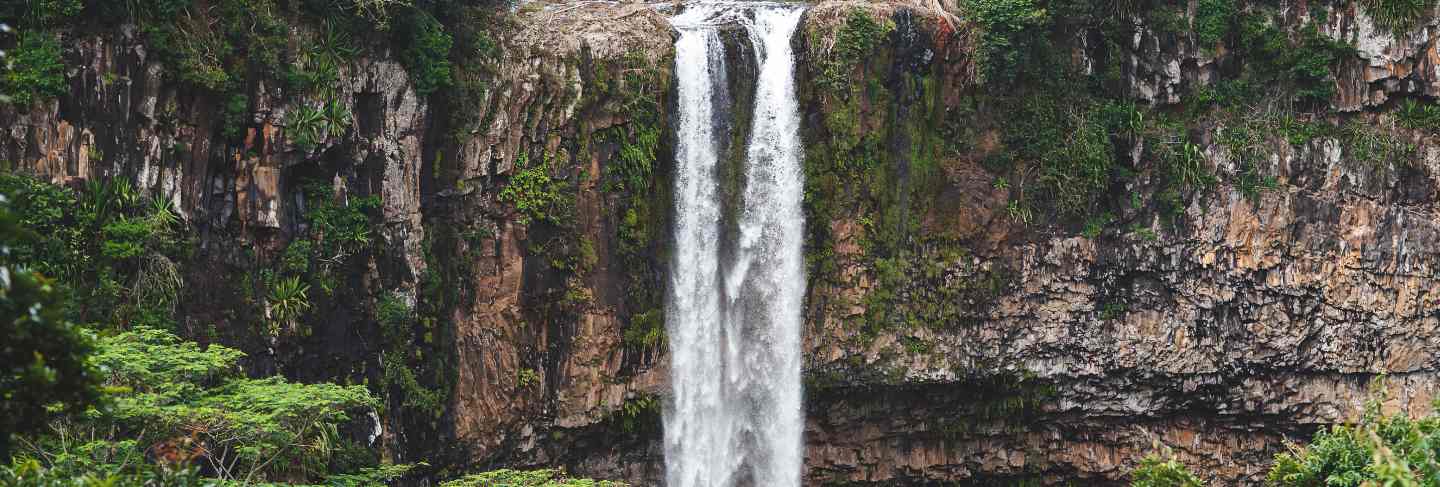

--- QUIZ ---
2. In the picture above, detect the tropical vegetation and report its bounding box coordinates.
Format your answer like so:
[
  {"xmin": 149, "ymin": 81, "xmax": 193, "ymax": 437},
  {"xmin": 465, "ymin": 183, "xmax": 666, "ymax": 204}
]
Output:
[{"xmin": 1130, "ymin": 384, "xmax": 1440, "ymax": 486}]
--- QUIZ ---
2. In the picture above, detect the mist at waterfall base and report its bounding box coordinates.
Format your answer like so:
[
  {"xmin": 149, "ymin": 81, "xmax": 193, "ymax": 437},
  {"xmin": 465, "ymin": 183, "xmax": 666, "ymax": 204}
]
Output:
[{"xmin": 665, "ymin": 3, "xmax": 807, "ymax": 487}]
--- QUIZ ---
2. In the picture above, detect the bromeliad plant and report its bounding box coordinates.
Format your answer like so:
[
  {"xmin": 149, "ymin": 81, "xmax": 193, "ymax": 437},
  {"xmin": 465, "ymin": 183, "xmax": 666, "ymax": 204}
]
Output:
[
  {"xmin": 284, "ymin": 19, "xmax": 357, "ymax": 154},
  {"xmin": 1359, "ymin": 0, "xmax": 1432, "ymax": 33},
  {"xmin": 287, "ymin": 104, "xmax": 326, "ymax": 152},
  {"xmin": 286, "ymin": 99, "xmax": 353, "ymax": 152},
  {"xmin": 266, "ymin": 276, "xmax": 311, "ymax": 337}
]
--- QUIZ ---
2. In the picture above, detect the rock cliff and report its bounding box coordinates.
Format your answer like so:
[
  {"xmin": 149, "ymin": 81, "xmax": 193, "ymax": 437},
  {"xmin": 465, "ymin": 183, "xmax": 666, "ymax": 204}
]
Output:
[{"xmin": 5, "ymin": 0, "xmax": 1440, "ymax": 485}]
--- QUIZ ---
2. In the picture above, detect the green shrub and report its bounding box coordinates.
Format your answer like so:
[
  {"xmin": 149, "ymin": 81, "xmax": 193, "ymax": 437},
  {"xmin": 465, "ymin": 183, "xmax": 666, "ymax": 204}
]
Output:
[
  {"xmin": 1159, "ymin": 141, "xmax": 1216, "ymax": 192},
  {"xmin": 0, "ymin": 174, "xmax": 87, "ymax": 281},
  {"xmin": 0, "ymin": 194, "xmax": 101, "ymax": 461},
  {"xmin": 515, "ymin": 368, "xmax": 539, "ymax": 388},
  {"xmin": 1036, "ymin": 105, "xmax": 1114, "ymax": 215},
  {"xmin": 375, "ymin": 291, "xmax": 446, "ymax": 417},
  {"xmin": 301, "ymin": 181, "xmax": 381, "ymax": 266},
  {"xmin": 99, "ymin": 218, "xmax": 153, "ymax": 260},
  {"xmin": 1130, "ymin": 454, "xmax": 1205, "ymax": 487},
  {"xmin": 1232, "ymin": 16, "xmax": 1353, "ymax": 108},
  {"xmin": 622, "ymin": 309, "xmax": 664, "ymax": 348},
  {"xmin": 1265, "ymin": 388, "xmax": 1440, "ymax": 486},
  {"xmin": 286, "ymin": 19, "xmax": 357, "ymax": 96},
  {"xmin": 221, "ymin": 93, "xmax": 250, "ymax": 141},
  {"xmin": 613, "ymin": 395, "xmax": 659, "ymax": 434},
  {"xmin": 613, "ymin": 125, "xmax": 659, "ymax": 192},
  {"xmin": 816, "ymin": 9, "xmax": 892, "ymax": 92},
  {"xmin": 500, "ymin": 153, "xmax": 570, "ymax": 226},
  {"xmin": 441, "ymin": 469, "xmax": 626, "ymax": 487},
  {"xmin": 965, "ymin": 0, "xmax": 1050, "ymax": 82},
  {"xmin": 400, "ymin": 11, "xmax": 453, "ymax": 97},
  {"xmin": 1286, "ymin": 25, "xmax": 1355, "ymax": 107},
  {"xmin": 1, "ymin": 32, "xmax": 67, "ymax": 106},
  {"xmin": 1339, "ymin": 119, "xmax": 1416, "ymax": 167},
  {"xmin": 123, "ymin": 0, "xmax": 332, "ymax": 94},
  {"xmin": 0, "ymin": 456, "xmax": 203, "ymax": 487},
  {"xmin": 1082, "ymin": 212, "xmax": 1113, "ymax": 238},
  {"xmin": 166, "ymin": 13, "xmax": 233, "ymax": 90},
  {"xmin": 1193, "ymin": 0, "xmax": 1235, "ymax": 47},
  {"xmin": 1396, "ymin": 98, "xmax": 1440, "ymax": 132},
  {"xmin": 1, "ymin": 451, "xmax": 412, "ymax": 486},
  {"xmin": 338, "ymin": 0, "xmax": 415, "ymax": 30},
  {"xmin": 280, "ymin": 238, "xmax": 314, "ymax": 275},
  {"xmin": 381, "ymin": 348, "xmax": 444, "ymax": 415},
  {"xmin": 0, "ymin": 175, "xmax": 187, "ymax": 327},
  {"xmin": 324, "ymin": 462, "xmax": 420, "ymax": 486},
  {"xmin": 998, "ymin": 93, "xmax": 1122, "ymax": 217},
  {"xmin": 1182, "ymin": 6, "xmax": 1354, "ymax": 110},
  {"xmin": 0, "ymin": 0, "xmax": 82, "ymax": 27}
]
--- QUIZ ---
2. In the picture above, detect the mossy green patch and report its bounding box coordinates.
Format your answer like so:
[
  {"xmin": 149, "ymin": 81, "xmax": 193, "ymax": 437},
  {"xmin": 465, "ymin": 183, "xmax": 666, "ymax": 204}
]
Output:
[
  {"xmin": 934, "ymin": 370, "xmax": 1057, "ymax": 436},
  {"xmin": 816, "ymin": 8, "xmax": 895, "ymax": 93},
  {"xmin": 963, "ymin": 0, "xmax": 1050, "ymax": 82},
  {"xmin": 585, "ymin": 51, "xmax": 673, "ymax": 356},
  {"xmin": 501, "ymin": 152, "xmax": 574, "ymax": 227},
  {"xmin": 0, "ymin": 32, "xmax": 67, "ymax": 107}
]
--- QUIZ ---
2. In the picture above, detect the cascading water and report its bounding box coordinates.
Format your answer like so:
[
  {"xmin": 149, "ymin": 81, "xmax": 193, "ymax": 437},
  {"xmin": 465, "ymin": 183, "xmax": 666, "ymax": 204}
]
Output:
[
  {"xmin": 667, "ymin": 6, "xmax": 730, "ymax": 486},
  {"xmin": 666, "ymin": 3, "xmax": 806, "ymax": 487}
]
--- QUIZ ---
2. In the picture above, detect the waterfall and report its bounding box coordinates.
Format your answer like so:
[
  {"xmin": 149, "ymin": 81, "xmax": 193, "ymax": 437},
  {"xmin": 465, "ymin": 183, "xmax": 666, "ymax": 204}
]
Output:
[
  {"xmin": 667, "ymin": 6, "xmax": 731, "ymax": 486},
  {"xmin": 666, "ymin": 3, "xmax": 806, "ymax": 487}
]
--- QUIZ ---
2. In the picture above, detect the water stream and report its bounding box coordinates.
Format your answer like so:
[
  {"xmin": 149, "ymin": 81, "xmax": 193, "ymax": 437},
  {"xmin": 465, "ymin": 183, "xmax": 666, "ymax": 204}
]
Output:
[{"xmin": 666, "ymin": 4, "xmax": 807, "ymax": 487}]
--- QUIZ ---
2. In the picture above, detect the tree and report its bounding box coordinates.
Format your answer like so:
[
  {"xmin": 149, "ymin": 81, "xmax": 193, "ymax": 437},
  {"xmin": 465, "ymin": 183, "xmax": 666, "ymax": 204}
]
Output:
[
  {"xmin": 3, "ymin": 325, "xmax": 382, "ymax": 484},
  {"xmin": 10, "ymin": 325, "xmax": 376, "ymax": 482},
  {"xmin": 0, "ymin": 193, "xmax": 101, "ymax": 460}
]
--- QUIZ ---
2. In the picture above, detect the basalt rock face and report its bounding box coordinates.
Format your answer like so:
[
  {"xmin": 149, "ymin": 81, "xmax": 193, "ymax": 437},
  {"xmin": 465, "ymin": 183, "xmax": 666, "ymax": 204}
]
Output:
[
  {"xmin": 0, "ymin": 9, "xmax": 436, "ymax": 461},
  {"xmin": 0, "ymin": 15, "xmax": 433, "ymax": 389},
  {"xmin": 795, "ymin": 2, "xmax": 1440, "ymax": 485},
  {"xmin": 436, "ymin": 2, "xmax": 676, "ymax": 477},
  {"xmin": 0, "ymin": 1, "xmax": 682, "ymax": 474},
  {"xmin": 7, "ymin": 0, "xmax": 1440, "ymax": 485}
]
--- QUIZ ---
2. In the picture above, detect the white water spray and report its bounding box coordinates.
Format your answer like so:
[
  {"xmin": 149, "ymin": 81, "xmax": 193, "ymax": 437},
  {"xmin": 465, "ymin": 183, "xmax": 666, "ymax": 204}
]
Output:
[{"xmin": 666, "ymin": 4, "xmax": 806, "ymax": 487}]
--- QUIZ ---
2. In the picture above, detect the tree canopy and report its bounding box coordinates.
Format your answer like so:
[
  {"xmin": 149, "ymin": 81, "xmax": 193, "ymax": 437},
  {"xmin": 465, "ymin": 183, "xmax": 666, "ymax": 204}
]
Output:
[{"xmin": 0, "ymin": 193, "xmax": 101, "ymax": 461}]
